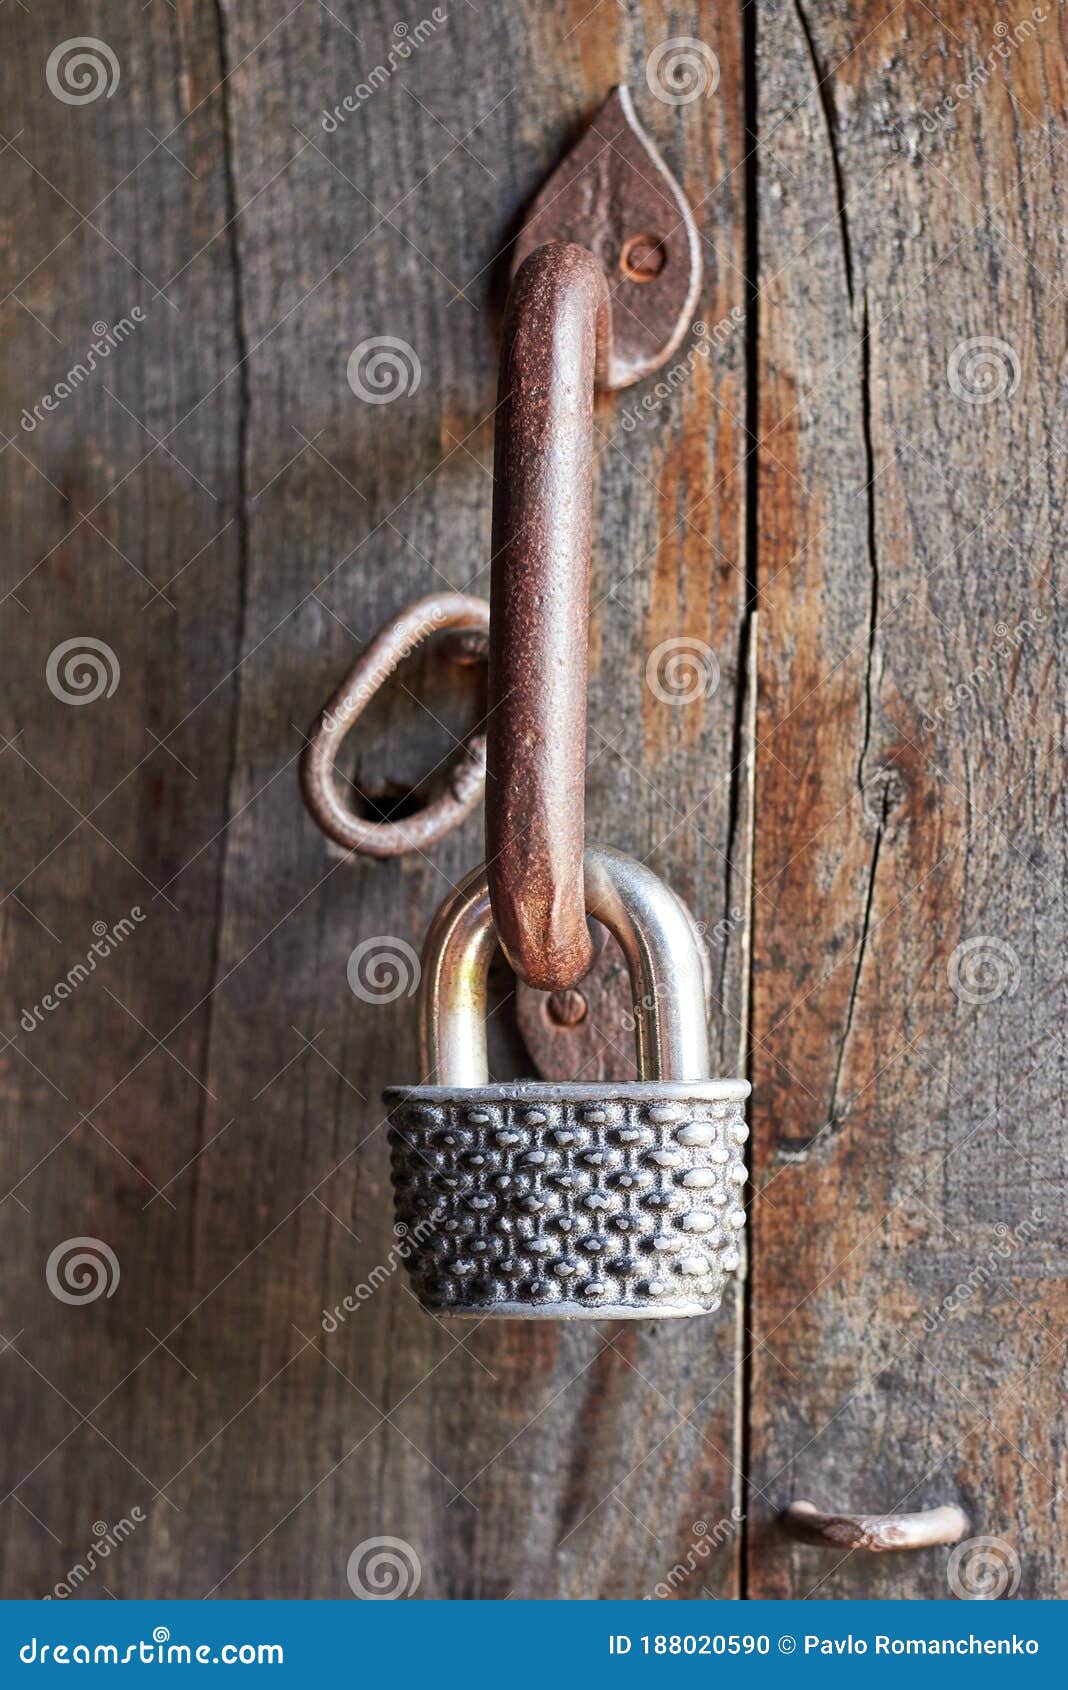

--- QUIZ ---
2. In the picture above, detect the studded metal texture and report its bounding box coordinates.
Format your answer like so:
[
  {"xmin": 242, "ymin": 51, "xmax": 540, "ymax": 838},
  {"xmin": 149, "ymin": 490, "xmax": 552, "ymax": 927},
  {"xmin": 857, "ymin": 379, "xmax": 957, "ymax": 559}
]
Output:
[{"xmin": 384, "ymin": 1082, "xmax": 749, "ymax": 1318}]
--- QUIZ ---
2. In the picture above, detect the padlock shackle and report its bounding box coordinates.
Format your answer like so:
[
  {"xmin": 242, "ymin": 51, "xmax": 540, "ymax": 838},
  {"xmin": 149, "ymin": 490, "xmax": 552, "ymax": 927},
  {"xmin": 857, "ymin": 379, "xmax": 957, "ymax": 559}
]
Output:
[
  {"xmin": 418, "ymin": 847, "xmax": 710, "ymax": 1087},
  {"xmin": 416, "ymin": 861, "xmax": 498, "ymax": 1088}
]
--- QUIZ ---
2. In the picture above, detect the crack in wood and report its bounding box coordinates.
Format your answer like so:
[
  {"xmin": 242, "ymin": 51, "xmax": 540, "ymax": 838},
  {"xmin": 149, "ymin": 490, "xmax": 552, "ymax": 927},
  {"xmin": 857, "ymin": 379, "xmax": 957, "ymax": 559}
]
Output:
[
  {"xmin": 793, "ymin": 0, "xmax": 854, "ymax": 309},
  {"xmin": 858, "ymin": 292, "xmax": 880, "ymax": 806}
]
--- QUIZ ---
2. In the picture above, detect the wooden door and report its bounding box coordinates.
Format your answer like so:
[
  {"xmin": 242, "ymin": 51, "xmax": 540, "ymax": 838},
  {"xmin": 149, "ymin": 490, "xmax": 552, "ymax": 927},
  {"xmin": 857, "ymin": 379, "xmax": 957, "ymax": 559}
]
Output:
[{"xmin": 0, "ymin": 0, "xmax": 1061, "ymax": 1600}]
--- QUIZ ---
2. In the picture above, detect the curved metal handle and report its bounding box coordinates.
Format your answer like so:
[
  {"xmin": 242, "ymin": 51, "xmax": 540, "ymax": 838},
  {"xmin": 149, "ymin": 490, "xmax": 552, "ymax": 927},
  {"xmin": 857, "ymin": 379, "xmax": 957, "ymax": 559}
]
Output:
[
  {"xmin": 485, "ymin": 242, "xmax": 608, "ymax": 992},
  {"xmin": 783, "ymin": 1500, "xmax": 969, "ymax": 1552},
  {"xmin": 486, "ymin": 87, "xmax": 704, "ymax": 995}
]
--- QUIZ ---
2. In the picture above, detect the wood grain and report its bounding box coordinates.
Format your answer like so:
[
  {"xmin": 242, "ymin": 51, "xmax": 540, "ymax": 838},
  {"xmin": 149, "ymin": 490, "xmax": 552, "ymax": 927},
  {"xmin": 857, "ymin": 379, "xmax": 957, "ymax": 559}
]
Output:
[
  {"xmin": 1, "ymin": 0, "xmax": 247, "ymax": 1601},
  {"xmin": 1, "ymin": 0, "xmax": 748, "ymax": 1599},
  {"xmin": 747, "ymin": 0, "xmax": 1066, "ymax": 1599},
  {"xmin": 1, "ymin": 0, "xmax": 1062, "ymax": 1605}
]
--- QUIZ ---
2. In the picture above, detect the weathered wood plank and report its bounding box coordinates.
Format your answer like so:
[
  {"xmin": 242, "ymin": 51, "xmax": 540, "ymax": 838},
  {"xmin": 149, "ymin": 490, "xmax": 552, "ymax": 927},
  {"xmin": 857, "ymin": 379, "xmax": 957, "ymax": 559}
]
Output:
[
  {"xmin": 183, "ymin": 0, "xmax": 750, "ymax": 1601},
  {"xmin": 7, "ymin": 0, "xmax": 1061, "ymax": 1607},
  {"xmin": 1, "ymin": 0, "xmax": 749, "ymax": 1600},
  {"xmin": 748, "ymin": 0, "xmax": 1066, "ymax": 1598},
  {"xmin": 0, "ymin": 0, "xmax": 245, "ymax": 1599}
]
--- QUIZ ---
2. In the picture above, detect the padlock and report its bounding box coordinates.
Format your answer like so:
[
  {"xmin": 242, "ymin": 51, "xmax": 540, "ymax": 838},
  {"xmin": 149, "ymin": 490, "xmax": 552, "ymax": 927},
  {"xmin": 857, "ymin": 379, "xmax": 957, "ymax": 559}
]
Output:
[{"xmin": 385, "ymin": 846, "xmax": 749, "ymax": 1319}]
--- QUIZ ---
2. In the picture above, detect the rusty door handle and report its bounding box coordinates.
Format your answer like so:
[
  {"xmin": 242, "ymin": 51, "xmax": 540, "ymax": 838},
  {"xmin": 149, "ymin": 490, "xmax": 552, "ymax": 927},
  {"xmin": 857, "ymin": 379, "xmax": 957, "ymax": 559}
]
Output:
[
  {"xmin": 783, "ymin": 1499, "xmax": 969, "ymax": 1551},
  {"xmin": 485, "ymin": 86, "xmax": 703, "ymax": 992},
  {"xmin": 485, "ymin": 243, "xmax": 608, "ymax": 991},
  {"xmin": 302, "ymin": 83, "xmax": 704, "ymax": 956}
]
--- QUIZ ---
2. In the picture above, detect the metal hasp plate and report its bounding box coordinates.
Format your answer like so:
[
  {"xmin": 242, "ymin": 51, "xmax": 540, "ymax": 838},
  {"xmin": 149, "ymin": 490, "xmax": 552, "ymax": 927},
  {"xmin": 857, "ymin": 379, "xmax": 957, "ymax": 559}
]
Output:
[
  {"xmin": 512, "ymin": 84, "xmax": 702, "ymax": 390},
  {"xmin": 515, "ymin": 908, "xmax": 715, "ymax": 1085}
]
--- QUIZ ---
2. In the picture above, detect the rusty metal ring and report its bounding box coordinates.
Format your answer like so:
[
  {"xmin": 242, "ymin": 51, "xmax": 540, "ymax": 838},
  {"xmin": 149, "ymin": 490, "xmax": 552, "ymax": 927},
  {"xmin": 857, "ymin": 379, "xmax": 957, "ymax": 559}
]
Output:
[
  {"xmin": 782, "ymin": 1500, "xmax": 969, "ymax": 1552},
  {"xmin": 301, "ymin": 592, "xmax": 489, "ymax": 858}
]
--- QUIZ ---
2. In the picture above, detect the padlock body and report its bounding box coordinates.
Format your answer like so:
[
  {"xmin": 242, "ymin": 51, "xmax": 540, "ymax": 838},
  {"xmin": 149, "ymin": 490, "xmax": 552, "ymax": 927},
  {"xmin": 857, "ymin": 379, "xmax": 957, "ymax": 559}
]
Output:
[{"xmin": 384, "ymin": 1081, "xmax": 749, "ymax": 1318}]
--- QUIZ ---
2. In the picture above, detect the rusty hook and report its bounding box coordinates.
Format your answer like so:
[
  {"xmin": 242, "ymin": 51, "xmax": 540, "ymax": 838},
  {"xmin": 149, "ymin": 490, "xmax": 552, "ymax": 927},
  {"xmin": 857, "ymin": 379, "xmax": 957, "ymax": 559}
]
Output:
[
  {"xmin": 485, "ymin": 87, "xmax": 703, "ymax": 992},
  {"xmin": 485, "ymin": 243, "xmax": 609, "ymax": 991},
  {"xmin": 301, "ymin": 592, "xmax": 489, "ymax": 858},
  {"xmin": 302, "ymin": 85, "xmax": 703, "ymax": 953},
  {"xmin": 782, "ymin": 1500, "xmax": 969, "ymax": 1552}
]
